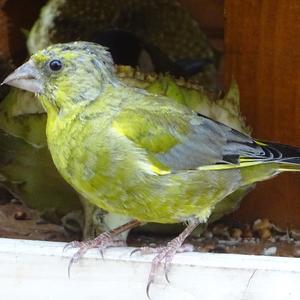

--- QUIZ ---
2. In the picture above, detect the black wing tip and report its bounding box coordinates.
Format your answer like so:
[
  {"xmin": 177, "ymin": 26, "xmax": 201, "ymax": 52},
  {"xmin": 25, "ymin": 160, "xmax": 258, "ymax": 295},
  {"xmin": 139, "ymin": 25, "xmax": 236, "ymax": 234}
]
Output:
[{"xmin": 260, "ymin": 141, "xmax": 300, "ymax": 164}]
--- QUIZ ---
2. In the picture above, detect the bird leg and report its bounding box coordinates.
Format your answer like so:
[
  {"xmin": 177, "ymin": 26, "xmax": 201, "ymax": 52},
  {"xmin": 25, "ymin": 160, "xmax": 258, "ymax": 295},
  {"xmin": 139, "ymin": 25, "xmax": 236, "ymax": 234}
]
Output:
[
  {"xmin": 64, "ymin": 219, "xmax": 141, "ymax": 277},
  {"xmin": 140, "ymin": 219, "xmax": 200, "ymax": 298}
]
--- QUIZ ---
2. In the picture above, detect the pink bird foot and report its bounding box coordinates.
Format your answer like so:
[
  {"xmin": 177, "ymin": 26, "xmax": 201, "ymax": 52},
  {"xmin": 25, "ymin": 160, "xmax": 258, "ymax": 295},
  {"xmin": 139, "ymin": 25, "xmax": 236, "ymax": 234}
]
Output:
[
  {"xmin": 63, "ymin": 219, "xmax": 141, "ymax": 277},
  {"xmin": 133, "ymin": 220, "xmax": 200, "ymax": 299}
]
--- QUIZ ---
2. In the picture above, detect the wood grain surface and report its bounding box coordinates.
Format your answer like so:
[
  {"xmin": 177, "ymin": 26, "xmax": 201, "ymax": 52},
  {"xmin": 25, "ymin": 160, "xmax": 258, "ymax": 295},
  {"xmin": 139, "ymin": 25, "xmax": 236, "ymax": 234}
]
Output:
[{"xmin": 223, "ymin": 1, "xmax": 300, "ymax": 228}]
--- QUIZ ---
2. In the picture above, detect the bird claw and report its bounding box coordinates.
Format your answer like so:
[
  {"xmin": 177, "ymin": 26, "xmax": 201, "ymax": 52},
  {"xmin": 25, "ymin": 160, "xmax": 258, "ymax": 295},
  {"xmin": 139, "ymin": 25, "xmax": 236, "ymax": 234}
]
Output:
[
  {"xmin": 144, "ymin": 242, "xmax": 195, "ymax": 299},
  {"xmin": 63, "ymin": 240, "xmax": 81, "ymax": 253},
  {"xmin": 62, "ymin": 220, "xmax": 141, "ymax": 279},
  {"xmin": 63, "ymin": 232, "xmax": 126, "ymax": 278},
  {"xmin": 146, "ymin": 279, "xmax": 154, "ymax": 300},
  {"xmin": 130, "ymin": 244, "xmax": 176, "ymax": 299},
  {"xmin": 130, "ymin": 246, "xmax": 164, "ymax": 257},
  {"xmin": 130, "ymin": 248, "xmax": 141, "ymax": 257},
  {"xmin": 68, "ymin": 254, "xmax": 79, "ymax": 278},
  {"xmin": 144, "ymin": 245, "xmax": 177, "ymax": 300},
  {"xmin": 163, "ymin": 259, "xmax": 172, "ymax": 283}
]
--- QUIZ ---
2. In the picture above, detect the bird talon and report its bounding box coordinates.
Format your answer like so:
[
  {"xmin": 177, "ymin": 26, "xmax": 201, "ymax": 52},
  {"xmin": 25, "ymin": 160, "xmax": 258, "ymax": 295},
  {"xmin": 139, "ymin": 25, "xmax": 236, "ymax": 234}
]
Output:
[
  {"xmin": 97, "ymin": 248, "xmax": 104, "ymax": 260},
  {"xmin": 63, "ymin": 241, "xmax": 80, "ymax": 253},
  {"xmin": 143, "ymin": 221, "xmax": 199, "ymax": 295},
  {"xmin": 67, "ymin": 245, "xmax": 89, "ymax": 278},
  {"xmin": 67, "ymin": 256, "xmax": 76, "ymax": 278},
  {"xmin": 163, "ymin": 261, "xmax": 171, "ymax": 283},
  {"xmin": 130, "ymin": 248, "xmax": 141, "ymax": 257},
  {"xmin": 131, "ymin": 246, "xmax": 160, "ymax": 257},
  {"xmin": 130, "ymin": 247, "xmax": 149, "ymax": 257},
  {"xmin": 146, "ymin": 279, "xmax": 153, "ymax": 300}
]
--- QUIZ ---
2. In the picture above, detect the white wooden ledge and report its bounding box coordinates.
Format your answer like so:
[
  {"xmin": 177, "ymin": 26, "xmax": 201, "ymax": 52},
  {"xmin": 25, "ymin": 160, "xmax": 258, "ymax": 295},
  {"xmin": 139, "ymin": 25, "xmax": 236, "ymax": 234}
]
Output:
[{"xmin": 1, "ymin": 237, "xmax": 300, "ymax": 300}]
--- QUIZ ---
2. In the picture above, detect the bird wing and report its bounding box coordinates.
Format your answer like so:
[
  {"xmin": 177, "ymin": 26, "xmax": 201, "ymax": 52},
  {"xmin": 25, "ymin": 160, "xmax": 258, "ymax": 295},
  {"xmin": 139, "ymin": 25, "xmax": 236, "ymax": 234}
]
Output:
[{"xmin": 112, "ymin": 97, "xmax": 265, "ymax": 173}]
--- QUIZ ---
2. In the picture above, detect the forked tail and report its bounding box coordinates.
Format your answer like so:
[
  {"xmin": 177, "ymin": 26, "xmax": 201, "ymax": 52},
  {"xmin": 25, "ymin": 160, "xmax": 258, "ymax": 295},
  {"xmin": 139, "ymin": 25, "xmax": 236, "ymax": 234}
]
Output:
[{"xmin": 260, "ymin": 141, "xmax": 300, "ymax": 171}]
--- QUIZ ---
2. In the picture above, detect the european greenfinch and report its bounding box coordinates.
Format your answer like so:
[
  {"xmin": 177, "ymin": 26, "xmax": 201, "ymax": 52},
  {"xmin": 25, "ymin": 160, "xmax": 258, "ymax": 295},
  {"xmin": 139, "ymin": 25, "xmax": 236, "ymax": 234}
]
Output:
[
  {"xmin": 3, "ymin": 42, "xmax": 300, "ymax": 295},
  {"xmin": 0, "ymin": 65, "xmax": 249, "ymax": 239}
]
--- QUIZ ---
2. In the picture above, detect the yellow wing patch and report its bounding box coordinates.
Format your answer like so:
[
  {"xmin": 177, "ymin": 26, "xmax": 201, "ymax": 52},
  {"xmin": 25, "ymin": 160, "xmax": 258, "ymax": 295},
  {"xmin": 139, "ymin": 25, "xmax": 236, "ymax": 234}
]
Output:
[
  {"xmin": 151, "ymin": 165, "xmax": 171, "ymax": 175},
  {"xmin": 113, "ymin": 122, "xmax": 126, "ymax": 136},
  {"xmin": 198, "ymin": 161, "xmax": 261, "ymax": 171},
  {"xmin": 112, "ymin": 123, "xmax": 172, "ymax": 175},
  {"xmin": 254, "ymin": 140, "xmax": 268, "ymax": 146},
  {"xmin": 239, "ymin": 157, "xmax": 257, "ymax": 162}
]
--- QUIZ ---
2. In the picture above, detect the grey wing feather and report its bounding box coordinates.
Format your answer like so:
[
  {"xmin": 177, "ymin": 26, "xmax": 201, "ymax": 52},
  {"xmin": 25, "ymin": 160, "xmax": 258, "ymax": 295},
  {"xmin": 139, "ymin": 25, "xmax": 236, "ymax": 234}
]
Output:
[{"xmin": 155, "ymin": 113, "xmax": 264, "ymax": 171}]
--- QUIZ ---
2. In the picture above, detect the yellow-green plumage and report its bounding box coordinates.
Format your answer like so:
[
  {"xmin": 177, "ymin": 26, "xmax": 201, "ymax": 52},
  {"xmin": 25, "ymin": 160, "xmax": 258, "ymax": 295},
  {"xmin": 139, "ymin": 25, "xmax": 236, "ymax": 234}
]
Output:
[
  {"xmin": 44, "ymin": 85, "xmax": 241, "ymax": 223},
  {"xmin": 4, "ymin": 42, "xmax": 300, "ymax": 227},
  {"xmin": 0, "ymin": 64, "xmax": 249, "ymax": 238}
]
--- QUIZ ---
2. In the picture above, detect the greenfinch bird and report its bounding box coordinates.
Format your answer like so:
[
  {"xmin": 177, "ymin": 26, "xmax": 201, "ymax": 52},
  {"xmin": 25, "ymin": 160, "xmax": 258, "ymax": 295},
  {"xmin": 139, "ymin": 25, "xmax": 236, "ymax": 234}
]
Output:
[
  {"xmin": 3, "ymin": 42, "xmax": 300, "ymax": 295},
  {"xmin": 0, "ymin": 66, "xmax": 249, "ymax": 240}
]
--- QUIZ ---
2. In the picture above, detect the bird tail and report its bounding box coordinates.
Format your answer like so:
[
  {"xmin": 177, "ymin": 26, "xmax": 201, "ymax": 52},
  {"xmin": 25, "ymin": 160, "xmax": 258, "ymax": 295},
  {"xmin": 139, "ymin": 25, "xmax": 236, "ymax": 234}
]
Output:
[
  {"xmin": 234, "ymin": 140, "xmax": 300, "ymax": 186},
  {"xmin": 259, "ymin": 141, "xmax": 300, "ymax": 172}
]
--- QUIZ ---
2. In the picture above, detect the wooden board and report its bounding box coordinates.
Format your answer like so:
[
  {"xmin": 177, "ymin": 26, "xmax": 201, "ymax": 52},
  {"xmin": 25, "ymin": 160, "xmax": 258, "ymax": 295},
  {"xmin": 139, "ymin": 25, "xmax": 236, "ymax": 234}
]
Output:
[
  {"xmin": 2, "ymin": 237, "xmax": 300, "ymax": 300},
  {"xmin": 223, "ymin": 1, "xmax": 300, "ymax": 228}
]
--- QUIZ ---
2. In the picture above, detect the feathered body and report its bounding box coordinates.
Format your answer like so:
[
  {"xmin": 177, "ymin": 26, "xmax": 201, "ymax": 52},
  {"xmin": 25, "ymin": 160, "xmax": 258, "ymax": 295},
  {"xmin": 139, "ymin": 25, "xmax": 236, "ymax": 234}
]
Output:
[
  {"xmin": 4, "ymin": 42, "xmax": 300, "ymax": 226},
  {"xmin": 45, "ymin": 85, "xmax": 239, "ymax": 223},
  {"xmin": 0, "ymin": 65, "xmax": 249, "ymax": 238}
]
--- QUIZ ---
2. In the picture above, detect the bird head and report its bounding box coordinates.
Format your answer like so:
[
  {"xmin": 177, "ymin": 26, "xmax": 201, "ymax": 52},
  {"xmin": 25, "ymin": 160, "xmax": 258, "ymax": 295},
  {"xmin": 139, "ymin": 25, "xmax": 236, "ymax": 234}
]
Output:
[{"xmin": 2, "ymin": 41, "xmax": 118, "ymax": 112}]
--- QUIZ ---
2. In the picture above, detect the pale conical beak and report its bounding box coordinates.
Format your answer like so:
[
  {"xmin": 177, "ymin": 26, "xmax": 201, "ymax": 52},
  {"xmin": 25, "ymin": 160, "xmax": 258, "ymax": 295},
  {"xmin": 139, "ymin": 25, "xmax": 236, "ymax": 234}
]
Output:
[{"xmin": 1, "ymin": 60, "xmax": 43, "ymax": 93}]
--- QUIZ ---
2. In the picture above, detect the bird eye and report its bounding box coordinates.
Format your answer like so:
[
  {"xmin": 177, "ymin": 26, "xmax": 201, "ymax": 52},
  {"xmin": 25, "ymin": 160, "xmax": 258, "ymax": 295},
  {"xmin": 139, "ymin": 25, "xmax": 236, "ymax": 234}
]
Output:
[{"xmin": 49, "ymin": 59, "xmax": 63, "ymax": 71}]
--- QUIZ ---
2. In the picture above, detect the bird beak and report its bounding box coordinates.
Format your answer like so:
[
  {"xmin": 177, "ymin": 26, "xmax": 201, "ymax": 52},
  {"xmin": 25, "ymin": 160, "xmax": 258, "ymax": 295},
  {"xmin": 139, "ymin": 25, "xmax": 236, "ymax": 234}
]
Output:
[{"xmin": 1, "ymin": 60, "xmax": 43, "ymax": 93}]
